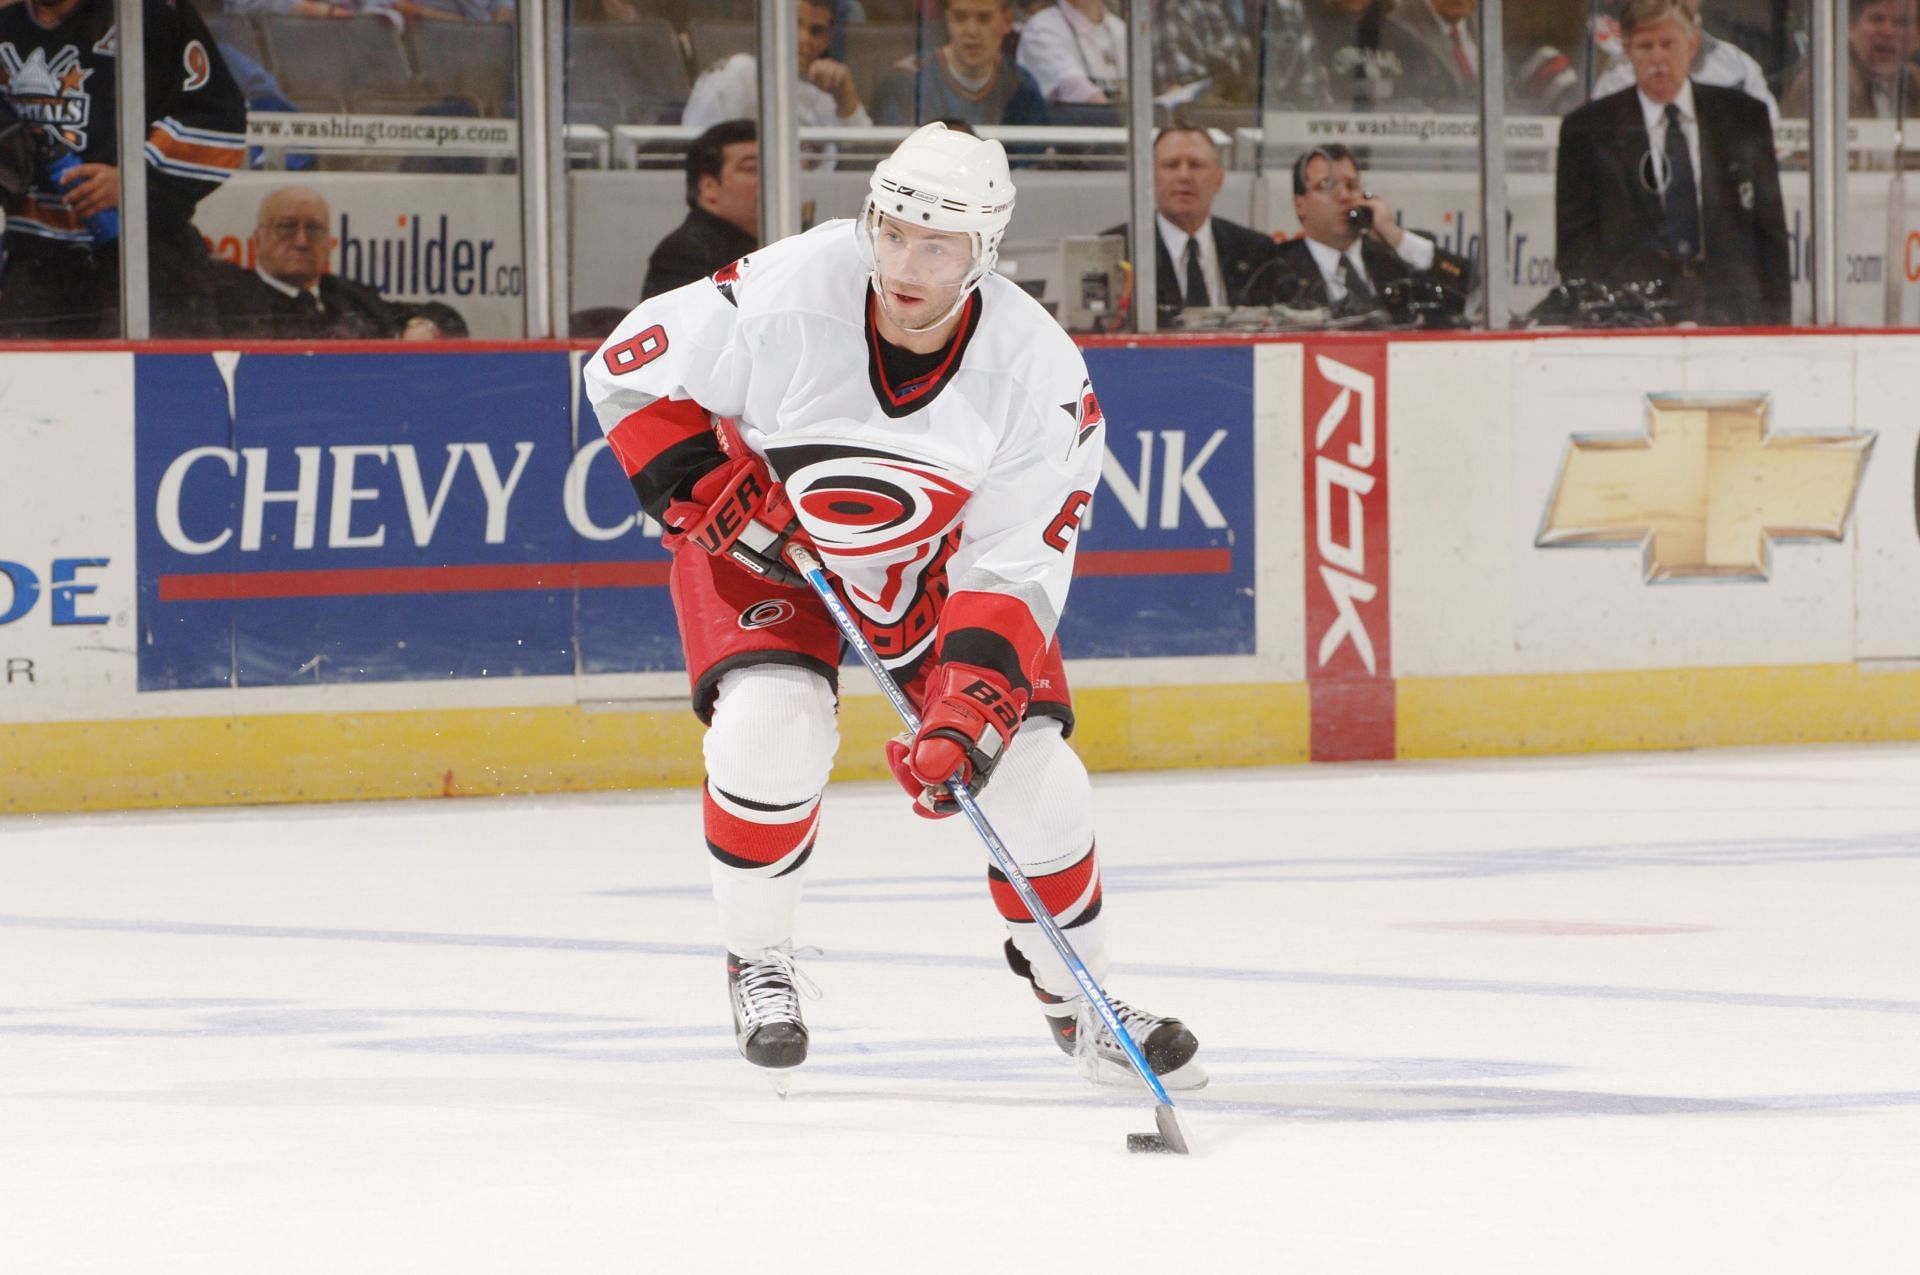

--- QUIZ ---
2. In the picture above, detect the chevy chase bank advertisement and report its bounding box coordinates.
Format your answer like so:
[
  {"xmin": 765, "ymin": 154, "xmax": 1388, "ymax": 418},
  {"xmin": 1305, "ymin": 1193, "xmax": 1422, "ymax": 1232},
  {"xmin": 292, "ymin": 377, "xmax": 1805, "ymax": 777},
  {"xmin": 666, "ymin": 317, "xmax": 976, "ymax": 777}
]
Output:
[{"xmin": 129, "ymin": 347, "xmax": 1255, "ymax": 692}]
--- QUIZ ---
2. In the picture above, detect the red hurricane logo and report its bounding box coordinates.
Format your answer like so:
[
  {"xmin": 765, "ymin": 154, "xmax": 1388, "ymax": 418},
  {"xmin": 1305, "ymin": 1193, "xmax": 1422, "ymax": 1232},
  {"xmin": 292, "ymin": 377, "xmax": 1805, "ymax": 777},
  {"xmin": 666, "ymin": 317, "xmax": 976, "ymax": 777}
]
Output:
[{"xmin": 774, "ymin": 448, "xmax": 973, "ymax": 559}]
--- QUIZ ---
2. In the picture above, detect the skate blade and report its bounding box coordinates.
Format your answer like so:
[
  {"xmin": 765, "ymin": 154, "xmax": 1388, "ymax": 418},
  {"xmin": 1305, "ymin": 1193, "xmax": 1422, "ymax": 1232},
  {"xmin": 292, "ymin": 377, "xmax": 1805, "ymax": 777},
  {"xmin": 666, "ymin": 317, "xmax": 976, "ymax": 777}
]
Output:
[{"xmin": 1086, "ymin": 1053, "xmax": 1209, "ymax": 1092}]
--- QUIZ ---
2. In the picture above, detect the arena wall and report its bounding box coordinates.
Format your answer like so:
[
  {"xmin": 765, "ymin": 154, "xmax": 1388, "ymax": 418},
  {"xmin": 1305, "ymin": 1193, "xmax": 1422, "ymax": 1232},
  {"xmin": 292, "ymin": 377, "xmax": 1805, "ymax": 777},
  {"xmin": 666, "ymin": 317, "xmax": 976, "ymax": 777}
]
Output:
[{"xmin": 4, "ymin": 330, "xmax": 1916, "ymax": 814}]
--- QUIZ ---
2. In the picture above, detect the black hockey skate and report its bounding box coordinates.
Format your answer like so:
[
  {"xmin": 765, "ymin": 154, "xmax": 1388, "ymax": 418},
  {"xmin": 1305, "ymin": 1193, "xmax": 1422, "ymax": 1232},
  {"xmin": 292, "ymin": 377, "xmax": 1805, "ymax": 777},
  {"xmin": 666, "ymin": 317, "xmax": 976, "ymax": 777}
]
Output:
[
  {"xmin": 1003, "ymin": 940, "xmax": 1206, "ymax": 1090},
  {"xmin": 727, "ymin": 945, "xmax": 811, "ymax": 1070}
]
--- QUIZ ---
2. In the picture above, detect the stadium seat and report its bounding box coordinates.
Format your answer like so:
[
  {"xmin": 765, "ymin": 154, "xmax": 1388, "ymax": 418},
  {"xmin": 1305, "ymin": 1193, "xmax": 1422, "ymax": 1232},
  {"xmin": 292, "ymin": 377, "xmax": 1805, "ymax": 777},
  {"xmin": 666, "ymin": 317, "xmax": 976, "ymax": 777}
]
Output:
[
  {"xmin": 686, "ymin": 18, "xmax": 753, "ymax": 76},
  {"xmin": 409, "ymin": 20, "xmax": 515, "ymax": 114},
  {"xmin": 259, "ymin": 15, "xmax": 414, "ymax": 100},
  {"xmin": 569, "ymin": 19, "xmax": 691, "ymax": 126},
  {"xmin": 206, "ymin": 14, "xmax": 265, "ymax": 71}
]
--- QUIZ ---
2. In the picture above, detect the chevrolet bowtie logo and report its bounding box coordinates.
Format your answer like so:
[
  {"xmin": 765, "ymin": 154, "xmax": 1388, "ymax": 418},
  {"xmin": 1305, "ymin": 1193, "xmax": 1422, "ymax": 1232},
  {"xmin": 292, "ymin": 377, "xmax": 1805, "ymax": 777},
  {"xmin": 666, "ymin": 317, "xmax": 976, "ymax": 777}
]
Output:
[{"xmin": 1537, "ymin": 393, "xmax": 1874, "ymax": 581}]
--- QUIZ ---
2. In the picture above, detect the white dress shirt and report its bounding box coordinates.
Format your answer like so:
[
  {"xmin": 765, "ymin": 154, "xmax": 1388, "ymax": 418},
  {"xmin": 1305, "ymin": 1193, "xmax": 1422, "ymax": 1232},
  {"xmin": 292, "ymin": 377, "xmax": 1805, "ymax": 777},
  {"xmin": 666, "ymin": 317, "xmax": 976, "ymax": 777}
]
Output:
[
  {"xmin": 1639, "ymin": 80, "xmax": 1704, "ymax": 241},
  {"xmin": 1303, "ymin": 230, "xmax": 1436, "ymax": 305},
  {"xmin": 256, "ymin": 265, "xmax": 323, "ymax": 312},
  {"xmin": 1421, "ymin": 0, "xmax": 1477, "ymax": 77},
  {"xmin": 1593, "ymin": 33, "xmax": 1779, "ymax": 125},
  {"xmin": 1156, "ymin": 213, "xmax": 1224, "ymax": 307},
  {"xmin": 684, "ymin": 52, "xmax": 874, "ymax": 131},
  {"xmin": 1016, "ymin": 1, "xmax": 1126, "ymax": 104}
]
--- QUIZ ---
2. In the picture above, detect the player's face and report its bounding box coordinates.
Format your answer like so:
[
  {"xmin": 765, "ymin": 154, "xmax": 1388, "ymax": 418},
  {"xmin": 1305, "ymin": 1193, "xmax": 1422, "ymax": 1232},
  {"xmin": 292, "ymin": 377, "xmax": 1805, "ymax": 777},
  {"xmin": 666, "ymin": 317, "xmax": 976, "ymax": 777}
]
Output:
[
  {"xmin": 1154, "ymin": 131, "xmax": 1225, "ymax": 232},
  {"xmin": 255, "ymin": 191, "xmax": 335, "ymax": 289},
  {"xmin": 871, "ymin": 215, "xmax": 975, "ymax": 327},
  {"xmin": 945, "ymin": 0, "xmax": 1012, "ymax": 76},
  {"xmin": 1626, "ymin": 17, "xmax": 1702, "ymax": 104},
  {"xmin": 702, "ymin": 141, "xmax": 760, "ymax": 237},
  {"xmin": 1851, "ymin": 0, "xmax": 1915, "ymax": 78},
  {"xmin": 1294, "ymin": 156, "xmax": 1363, "ymax": 248}
]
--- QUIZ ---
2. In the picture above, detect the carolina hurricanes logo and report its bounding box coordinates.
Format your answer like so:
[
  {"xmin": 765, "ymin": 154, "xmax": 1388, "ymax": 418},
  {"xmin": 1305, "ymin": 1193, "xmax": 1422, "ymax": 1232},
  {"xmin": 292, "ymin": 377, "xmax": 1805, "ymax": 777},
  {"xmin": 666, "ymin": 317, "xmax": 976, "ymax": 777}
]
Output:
[
  {"xmin": 712, "ymin": 256, "xmax": 747, "ymax": 306},
  {"xmin": 770, "ymin": 444, "xmax": 972, "ymax": 559},
  {"xmin": 1077, "ymin": 386, "xmax": 1104, "ymax": 443},
  {"xmin": 738, "ymin": 599, "xmax": 795, "ymax": 630},
  {"xmin": 1059, "ymin": 379, "xmax": 1104, "ymax": 455}
]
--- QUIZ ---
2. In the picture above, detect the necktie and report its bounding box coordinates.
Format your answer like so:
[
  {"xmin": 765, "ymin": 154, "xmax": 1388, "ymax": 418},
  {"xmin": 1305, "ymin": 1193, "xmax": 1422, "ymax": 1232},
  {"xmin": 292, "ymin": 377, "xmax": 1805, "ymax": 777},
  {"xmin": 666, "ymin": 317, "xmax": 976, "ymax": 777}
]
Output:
[
  {"xmin": 296, "ymin": 290, "xmax": 321, "ymax": 316},
  {"xmin": 1449, "ymin": 24, "xmax": 1475, "ymax": 84},
  {"xmin": 1182, "ymin": 237, "xmax": 1209, "ymax": 308},
  {"xmin": 1338, "ymin": 254, "xmax": 1373, "ymax": 305},
  {"xmin": 1662, "ymin": 102, "xmax": 1702, "ymax": 261}
]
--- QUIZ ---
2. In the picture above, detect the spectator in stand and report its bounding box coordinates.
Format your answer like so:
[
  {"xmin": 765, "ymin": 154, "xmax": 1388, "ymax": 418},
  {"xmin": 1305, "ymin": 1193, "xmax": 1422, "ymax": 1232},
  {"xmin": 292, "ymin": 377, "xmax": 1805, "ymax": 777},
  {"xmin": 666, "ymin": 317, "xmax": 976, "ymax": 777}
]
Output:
[
  {"xmin": 0, "ymin": 0, "xmax": 246, "ymax": 336},
  {"xmin": 207, "ymin": 186, "xmax": 399, "ymax": 338},
  {"xmin": 1103, "ymin": 127, "xmax": 1279, "ymax": 322},
  {"xmin": 683, "ymin": 0, "xmax": 871, "ymax": 137},
  {"xmin": 1369, "ymin": 0, "xmax": 1580, "ymax": 114},
  {"xmin": 1384, "ymin": 0, "xmax": 1481, "ymax": 110},
  {"xmin": 642, "ymin": 119, "xmax": 759, "ymax": 301},
  {"xmin": 1153, "ymin": 0, "xmax": 1259, "ymax": 106},
  {"xmin": 1592, "ymin": 0, "xmax": 1779, "ymax": 123},
  {"xmin": 1556, "ymin": 0, "xmax": 1789, "ymax": 325},
  {"xmin": 875, "ymin": 0, "xmax": 1049, "ymax": 127},
  {"xmin": 1015, "ymin": 0, "xmax": 1125, "ymax": 109},
  {"xmin": 1782, "ymin": 0, "xmax": 1920, "ymax": 119},
  {"xmin": 1262, "ymin": 143, "xmax": 1472, "ymax": 321},
  {"xmin": 1300, "ymin": 0, "xmax": 1416, "ymax": 108}
]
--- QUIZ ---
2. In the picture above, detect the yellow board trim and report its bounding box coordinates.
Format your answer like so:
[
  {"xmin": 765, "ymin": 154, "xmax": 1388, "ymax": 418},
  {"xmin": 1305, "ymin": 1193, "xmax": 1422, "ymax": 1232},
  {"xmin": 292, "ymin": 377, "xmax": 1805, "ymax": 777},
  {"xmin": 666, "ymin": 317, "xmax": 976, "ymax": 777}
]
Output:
[
  {"xmin": 7, "ymin": 665, "xmax": 1918, "ymax": 815},
  {"xmin": 2, "ymin": 682, "xmax": 1313, "ymax": 816},
  {"xmin": 1396, "ymin": 663, "xmax": 1920, "ymax": 757}
]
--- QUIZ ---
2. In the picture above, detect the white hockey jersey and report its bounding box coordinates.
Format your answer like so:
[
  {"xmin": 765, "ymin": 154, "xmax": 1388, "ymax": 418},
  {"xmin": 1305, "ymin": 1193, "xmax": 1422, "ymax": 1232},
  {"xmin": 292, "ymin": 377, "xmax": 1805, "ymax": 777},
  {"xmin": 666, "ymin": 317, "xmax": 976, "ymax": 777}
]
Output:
[{"xmin": 583, "ymin": 219, "xmax": 1105, "ymax": 685}]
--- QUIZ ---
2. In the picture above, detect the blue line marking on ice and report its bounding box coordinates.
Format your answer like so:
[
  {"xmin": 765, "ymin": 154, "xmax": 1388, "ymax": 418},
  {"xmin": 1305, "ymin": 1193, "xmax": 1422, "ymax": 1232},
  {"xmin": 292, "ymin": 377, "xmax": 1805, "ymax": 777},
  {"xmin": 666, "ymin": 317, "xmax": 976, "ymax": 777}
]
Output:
[{"xmin": 1, "ymin": 912, "xmax": 1914, "ymax": 1016}]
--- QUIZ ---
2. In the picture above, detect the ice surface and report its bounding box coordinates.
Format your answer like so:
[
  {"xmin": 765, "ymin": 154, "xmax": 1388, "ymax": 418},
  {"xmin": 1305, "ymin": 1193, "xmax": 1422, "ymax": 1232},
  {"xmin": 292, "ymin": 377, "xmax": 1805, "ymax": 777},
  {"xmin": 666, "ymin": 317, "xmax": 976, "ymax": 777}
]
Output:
[{"xmin": 3, "ymin": 744, "xmax": 1918, "ymax": 1273}]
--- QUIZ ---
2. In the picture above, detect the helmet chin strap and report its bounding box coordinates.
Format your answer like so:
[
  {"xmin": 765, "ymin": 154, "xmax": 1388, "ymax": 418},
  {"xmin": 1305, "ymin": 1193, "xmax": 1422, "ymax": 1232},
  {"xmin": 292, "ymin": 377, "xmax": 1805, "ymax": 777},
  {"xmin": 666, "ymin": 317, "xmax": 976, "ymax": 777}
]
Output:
[{"xmin": 871, "ymin": 268, "xmax": 978, "ymax": 336}]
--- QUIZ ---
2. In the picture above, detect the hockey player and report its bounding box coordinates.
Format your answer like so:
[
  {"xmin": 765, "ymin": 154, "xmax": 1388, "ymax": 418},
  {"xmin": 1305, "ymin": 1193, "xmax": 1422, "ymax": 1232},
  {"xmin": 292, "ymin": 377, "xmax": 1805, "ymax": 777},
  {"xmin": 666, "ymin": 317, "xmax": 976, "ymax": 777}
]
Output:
[
  {"xmin": 0, "ymin": 0, "xmax": 246, "ymax": 336},
  {"xmin": 583, "ymin": 123, "xmax": 1203, "ymax": 1090}
]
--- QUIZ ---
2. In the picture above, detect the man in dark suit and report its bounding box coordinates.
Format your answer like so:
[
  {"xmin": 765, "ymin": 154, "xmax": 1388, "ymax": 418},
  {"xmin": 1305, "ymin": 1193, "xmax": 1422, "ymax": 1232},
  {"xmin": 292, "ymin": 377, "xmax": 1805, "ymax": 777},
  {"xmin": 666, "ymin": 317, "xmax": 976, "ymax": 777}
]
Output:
[
  {"xmin": 1556, "ymin": 0, "xmax": 1789, "ymax": 326},
  {"xmin": 1106, "ymin": 126, "xmax": 1279, "ymax": 323},
  {"xmin": 208, "ymin": 186, "xmax": 397, "ymax": 339},
  {"xmin": 1261, "ymin": 144, "xmax": 1472, "ymax": 323},
  {"xmin": 641, "ymin": 119, "xmax": 759, "ymax": 300}
]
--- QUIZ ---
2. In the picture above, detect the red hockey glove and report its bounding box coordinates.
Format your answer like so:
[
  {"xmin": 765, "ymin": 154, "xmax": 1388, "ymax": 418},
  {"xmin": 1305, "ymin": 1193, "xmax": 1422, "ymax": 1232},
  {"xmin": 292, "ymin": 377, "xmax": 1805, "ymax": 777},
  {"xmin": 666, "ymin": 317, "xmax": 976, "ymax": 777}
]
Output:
[
  {"xmin": 663, "ymin": 454, "xmax": 813, "ymax": 588},
  {"xmin": 885, "ymin": 662, "xmax": 1027, "ymax": 818}
]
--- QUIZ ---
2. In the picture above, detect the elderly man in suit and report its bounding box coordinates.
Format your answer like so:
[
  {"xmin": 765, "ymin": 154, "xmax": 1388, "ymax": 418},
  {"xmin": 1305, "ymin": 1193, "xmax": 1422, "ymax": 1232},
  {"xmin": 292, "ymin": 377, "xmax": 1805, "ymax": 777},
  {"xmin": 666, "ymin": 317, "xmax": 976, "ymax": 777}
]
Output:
[
  {"xmin": 1262, "ymin": 143, "xmax": 1472, "ymax": 321},
  {"xmin": 208, "ymin": 186, "xmax": 397, "ymax": 338},
  {"xmin": 1556, "ymin": 0, "xmax": 1789, "ymax": 326},
  {"xmin": 1107, "ymin": 126, "xmax": 1279, "ymax": 321}
]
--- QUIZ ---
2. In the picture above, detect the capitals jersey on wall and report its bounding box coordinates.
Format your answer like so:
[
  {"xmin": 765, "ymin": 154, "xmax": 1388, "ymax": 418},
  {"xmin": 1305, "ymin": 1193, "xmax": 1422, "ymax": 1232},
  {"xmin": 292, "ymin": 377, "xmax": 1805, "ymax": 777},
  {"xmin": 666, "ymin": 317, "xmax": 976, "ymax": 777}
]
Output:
[
  {"xmin": 583, "ymin": 219, "xmax": 1105, "ymax": 690},
  {"xmin": 0, "ymin": 0, "xmax": 244, "ymax": 244}
]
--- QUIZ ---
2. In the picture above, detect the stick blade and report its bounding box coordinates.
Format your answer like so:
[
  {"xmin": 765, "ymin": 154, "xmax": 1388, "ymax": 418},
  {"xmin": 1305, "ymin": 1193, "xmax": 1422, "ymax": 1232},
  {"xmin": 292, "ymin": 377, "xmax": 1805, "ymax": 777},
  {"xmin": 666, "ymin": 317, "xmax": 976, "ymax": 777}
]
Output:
[{"xmin": 1154, "ymin": 1103, "xmax": 1191, "ymax": 1155}]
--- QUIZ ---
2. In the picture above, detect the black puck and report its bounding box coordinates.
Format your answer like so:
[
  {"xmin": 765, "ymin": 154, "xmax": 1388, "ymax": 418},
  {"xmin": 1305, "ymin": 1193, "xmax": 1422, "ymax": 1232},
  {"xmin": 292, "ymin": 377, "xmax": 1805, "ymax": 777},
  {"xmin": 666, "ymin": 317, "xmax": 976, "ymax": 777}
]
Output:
[{"xmin": 1126, "ymin": 1133, "xmax": 1171, "ymax": 1154}]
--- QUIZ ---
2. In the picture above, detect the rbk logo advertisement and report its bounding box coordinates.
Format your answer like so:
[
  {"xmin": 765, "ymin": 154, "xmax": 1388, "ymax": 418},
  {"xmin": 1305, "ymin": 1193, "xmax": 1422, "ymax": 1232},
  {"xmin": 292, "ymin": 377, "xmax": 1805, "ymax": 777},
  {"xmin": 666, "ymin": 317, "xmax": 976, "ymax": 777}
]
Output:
[
  {"xmin": 1303, "ymin": 342, "xmax": 1393, "ymax": 761},
  {"xmin": 136, "ymin": 347, "xmax": 1255, "ymax": 691}
]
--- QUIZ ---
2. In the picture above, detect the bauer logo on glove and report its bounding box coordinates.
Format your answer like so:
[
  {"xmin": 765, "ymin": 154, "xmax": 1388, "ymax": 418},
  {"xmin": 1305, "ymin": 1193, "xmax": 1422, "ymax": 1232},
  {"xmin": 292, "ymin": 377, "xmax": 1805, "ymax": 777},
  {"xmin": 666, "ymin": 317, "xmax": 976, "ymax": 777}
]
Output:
[
  {"xmin": 665, "ymin": 454, "xmax": 815, "ymax": 589},
  {"xmin": 886, "ymin": 662, "xmax": 1028, "ymax": 818}
]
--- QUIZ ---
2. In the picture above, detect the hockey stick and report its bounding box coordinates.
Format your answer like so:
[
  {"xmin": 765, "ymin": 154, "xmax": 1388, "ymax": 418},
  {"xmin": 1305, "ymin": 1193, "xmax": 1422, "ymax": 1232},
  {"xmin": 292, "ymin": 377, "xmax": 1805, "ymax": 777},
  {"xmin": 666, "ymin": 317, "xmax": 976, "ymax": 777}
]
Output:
[{"xmin": 787, "ymin": 545, "xmax": 1189, "ymax": 1155}]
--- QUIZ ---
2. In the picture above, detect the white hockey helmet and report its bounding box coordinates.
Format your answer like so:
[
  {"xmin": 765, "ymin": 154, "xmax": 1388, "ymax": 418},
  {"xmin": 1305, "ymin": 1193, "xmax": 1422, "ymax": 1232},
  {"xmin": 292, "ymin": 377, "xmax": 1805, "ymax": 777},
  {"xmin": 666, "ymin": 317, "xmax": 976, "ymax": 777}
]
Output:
[{"xmin": 862, "ymin": 122, "xmax": 1016, "ymax": 299}]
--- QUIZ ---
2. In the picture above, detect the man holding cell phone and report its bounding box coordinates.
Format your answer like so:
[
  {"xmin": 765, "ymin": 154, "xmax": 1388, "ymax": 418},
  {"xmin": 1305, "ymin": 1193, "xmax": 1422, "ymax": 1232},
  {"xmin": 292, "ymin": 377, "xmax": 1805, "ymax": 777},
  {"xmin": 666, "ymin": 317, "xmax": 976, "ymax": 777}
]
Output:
[{"xmin": 1260, "ymin": 143, "xmax": 1472, "ymax": 324}]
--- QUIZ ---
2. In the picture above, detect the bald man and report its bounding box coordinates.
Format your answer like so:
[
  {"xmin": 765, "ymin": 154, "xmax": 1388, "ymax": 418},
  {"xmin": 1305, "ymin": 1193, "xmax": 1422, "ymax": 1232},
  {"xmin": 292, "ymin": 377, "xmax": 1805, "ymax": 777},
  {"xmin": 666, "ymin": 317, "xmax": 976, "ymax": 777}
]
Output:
[{"xmin": 208, "ymin": 186, "xmax": 398, "ymax": 338}]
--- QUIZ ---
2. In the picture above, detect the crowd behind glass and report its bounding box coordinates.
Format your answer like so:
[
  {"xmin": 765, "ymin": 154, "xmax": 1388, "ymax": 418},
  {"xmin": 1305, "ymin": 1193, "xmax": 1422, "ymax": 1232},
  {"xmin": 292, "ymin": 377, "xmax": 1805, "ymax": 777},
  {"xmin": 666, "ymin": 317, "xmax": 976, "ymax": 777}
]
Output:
[{"xmin": 0, "ymin": 0, "xmax": 1905, "ymax": 339}]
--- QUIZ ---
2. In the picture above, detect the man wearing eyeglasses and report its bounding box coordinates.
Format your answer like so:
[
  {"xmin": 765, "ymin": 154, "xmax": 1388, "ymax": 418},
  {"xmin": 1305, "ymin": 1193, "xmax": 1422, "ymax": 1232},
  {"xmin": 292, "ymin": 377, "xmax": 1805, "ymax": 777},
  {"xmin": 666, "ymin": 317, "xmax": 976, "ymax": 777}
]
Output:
[
  {"xmin": 683, "ymin": 0, "xmax": 871, "ymax": 152},
  {"xmin": 207, "ymin": 186, "xmax": 398, "ymax": 338},
  {"xmin": 1260, "ymin": 143, "xmax": 1471, "ymax": 322}
]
